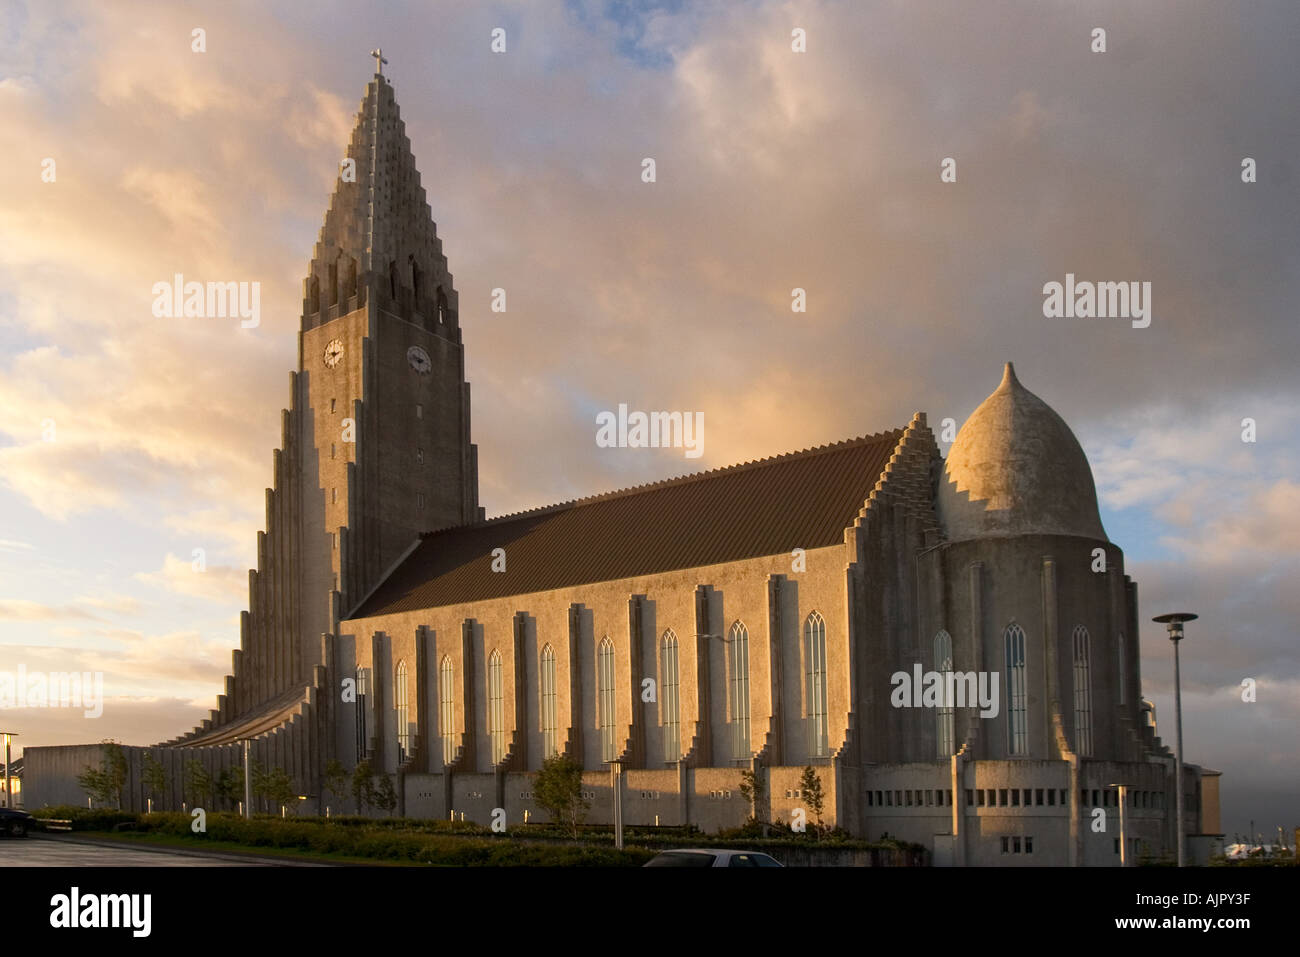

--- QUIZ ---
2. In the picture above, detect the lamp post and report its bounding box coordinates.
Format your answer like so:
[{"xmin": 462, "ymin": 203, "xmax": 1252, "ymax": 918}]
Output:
[
  {"xmin": 1, "ymin": 731, "xmax": 17, "ymax": 809},
  {"xmin": 1108, "ymin": 784, "xmax": 1128, "ymax": 866},
  {"xmin": 1153, "ymin": 612, "xmax": 1197, "ymax": 868}
]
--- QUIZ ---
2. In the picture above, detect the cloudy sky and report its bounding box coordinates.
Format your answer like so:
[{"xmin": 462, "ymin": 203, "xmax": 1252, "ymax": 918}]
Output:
[{"xmin": 1, "ymin": 0, "xmax": 1296, "ymax": 838}]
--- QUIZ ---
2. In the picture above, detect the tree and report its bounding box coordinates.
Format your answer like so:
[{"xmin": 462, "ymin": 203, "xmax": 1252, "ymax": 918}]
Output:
[
  {"xmin": 265, "ymin": 767, "xmax": 297, "ymax": 814},
  {"xmin": 77, "ymin": 740, "xmax": 128, "ymax": 809},
  {"xmin": 141, "ymin": 753, "xmax": 167, "ymax": 810},
  {"xmin": 216, "ymin": 766, "xmax": 245, "ymax": 810},
  {"xmin": 351, "ymin": 760, "xmax": 376, "ymax": 814},
  {"xmin": 533, "ymin": 753, "xmax": 589, "ymax": 838},
  {"xmin": 799, "ymin": 765, "xmax": 825, "ymax": 832},
  {"xmin": 249, "ymin": 759, "xmax": 271, "ymax": 813},
  {"xmin": 373, "ymin": 774, "xmax": 398, "ymax": 816},
  {"xmin": 322, "ymin": 759, "xmax": 348, "ymax": 813},
  {"xmin": 182, "ymin": 758, "xmax": 214, "ymax": 808},
  {"xmin": 738, "ymin": 768, "xmax": 766, "ymax": 822}
]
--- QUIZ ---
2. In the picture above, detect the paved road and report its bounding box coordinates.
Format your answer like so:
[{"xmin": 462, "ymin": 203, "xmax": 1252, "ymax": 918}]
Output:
[{"xmin": 0, "ymin": 833, "xmax": 323, "ymax": 866}]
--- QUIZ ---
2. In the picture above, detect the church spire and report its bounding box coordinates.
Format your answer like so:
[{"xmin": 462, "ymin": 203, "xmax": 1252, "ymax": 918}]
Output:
[{"xmin": 301, "ymin": 60, "xmax": 457, "ymax": 335}]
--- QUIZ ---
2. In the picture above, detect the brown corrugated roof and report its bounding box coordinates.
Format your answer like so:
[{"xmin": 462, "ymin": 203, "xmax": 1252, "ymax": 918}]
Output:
[{"xmin": 350, "ymin": 427, "xmax": 904, "ymax": 618}]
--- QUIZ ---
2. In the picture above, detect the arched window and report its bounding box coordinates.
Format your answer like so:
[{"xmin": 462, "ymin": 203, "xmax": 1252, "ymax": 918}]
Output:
[
  {"xmin": 661, "ymin": 630, "xmax": 680, "ymax": 762},
  {"xmin": 540, "ymin": 644, "xmax": 558, "ymax": 759},
  {"xmin": 355, "ymin": 665, "xmax": 369, "ymax": 762},
  {"xmin": 729, "ymin": 621, "xmax": 750, "ymax": 761},
  {"xmin": 439, "ymin": 657, "xmax": 455, "ymax": 766},
  {"xmin": 1073, "ymin": 626, "xmax": 1093, "ymax": 757},
  {"xmin": 934, "ymin": 630, "xmax": 954, "ymax": 758},
  {"xmin": 1117, "ymin": 632, "xmax": 1126, "ymax": 705},
  {"xmin": 488, "ymin": 650, "xmax": 505, "ymax": 765},
  {"xmin": 1004, "ymin": 624, "xmax": 1028, "ymax": 756},
  {"xmin": 394, "ymin": 659, "xmax": 409, "ymax": 764},
  {"xmin": 598, "ymin": 637, "xmax": 617, "ymax": 762},
  {"xmin": 805, "ymin": 612, "xmax": 828, "ymax": 758}
]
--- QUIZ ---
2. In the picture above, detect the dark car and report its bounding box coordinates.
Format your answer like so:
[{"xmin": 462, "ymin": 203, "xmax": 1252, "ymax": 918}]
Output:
[
  {"xmin": 644, "ymin": 848, "xmax": 784, "ymax": 867},
  {"xmin": 0, "ymin": 807, "xmax": 34, "ymax": 837}
]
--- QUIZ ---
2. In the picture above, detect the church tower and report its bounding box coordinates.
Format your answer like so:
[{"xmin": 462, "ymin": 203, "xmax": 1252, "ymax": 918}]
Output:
[{"xmin": 169, "ymin": 59, "xmax": 480, "ymax": 745}]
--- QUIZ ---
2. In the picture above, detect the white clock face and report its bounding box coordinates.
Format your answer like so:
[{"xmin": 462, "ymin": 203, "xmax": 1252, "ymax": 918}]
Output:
[
  {"xmin": 323, "ymin": 338, "xmax": 344, "ymax": 368},
  {"xmin": 407, "ymin": 345, "xmax": 432, "ymax": 375}
]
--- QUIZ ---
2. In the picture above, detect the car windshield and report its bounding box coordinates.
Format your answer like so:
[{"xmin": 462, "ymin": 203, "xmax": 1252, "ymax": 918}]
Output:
[{"xmin": 646, "ymin": 852, "xmax": 716, "ymax": 867}]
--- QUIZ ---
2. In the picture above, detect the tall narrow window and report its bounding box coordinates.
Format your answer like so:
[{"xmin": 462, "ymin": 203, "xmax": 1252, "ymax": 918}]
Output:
[
  {"xmin": 355, "ymin": 665, "xmax": 368, "ymax": 762},
  {"xmin": 488, "ymin": 650, "xmax": 505, "ymax": 765},
  {"xmin": 1004, "ymin": 624, "xmax": 1028, "ymax": 756},
  {"xmin": 439, "ymin": 657, "xmax": 455, "ymax": 766},
  {"xmin": 394, "ymin": 660, "xmax": 409, "ymax": 764},
  {"xmin": 1073, "ymin": 626, "xmax": 1093, "ymax": 756},
  {"xmin": 598, "ymin": 637, "xmax": 617, "ymax": 762},
  {"xmin": 1117, "ymin": 632, "xmax": 1126, "ymax": 705},
  {"xmin": 805, "ymin": 612, "xmax": 828, "ymax": 758},
  {"xmin": 661, "ymin": 630, "xmax": 680, "ymax": 762},
  {"xmin": 729, "ymin": 621, "xmax": 750, "ymax": 761},
  {"xmin": 934, "ymin": 630, "xmax": 954, "ymax": 758},
  {"xmin": 540, "ymin": 644, "xmax": 558, "ymax": 759}
]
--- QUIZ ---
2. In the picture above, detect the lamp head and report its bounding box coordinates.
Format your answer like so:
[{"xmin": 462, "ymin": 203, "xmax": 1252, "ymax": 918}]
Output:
[{"xmin": 1153, "ymin": 612, "xmax": 1198, "ymax": 641}]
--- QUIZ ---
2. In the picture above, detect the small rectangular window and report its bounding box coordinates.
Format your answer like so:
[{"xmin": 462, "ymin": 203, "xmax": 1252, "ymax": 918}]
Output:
[
  {"xmin": 1012, "ymin": 836, "xmax": 1021, "ymax": 854},
  {"xmin": 416, "ymin": 448, "xmax": 424, "ymax": 464},
  {"xmin": 998, "ymin": 788, "xmax": 1008, "ymax": 806},
  {"xmin": 331, "ymin": 488, "xmax": 337, "ymax": 503},
  {"xmin": 331, "ymin": 532, "xmax": 337, "ymax": 550},
  {"xmin": 1035, "ymin": 788, "xmax": 1044, "ymax": 806},
  {"xmin": 885, "ymin": 791, "xmax": 892, "ymax": 807},
  {"xmin": 1011, "ymin": 789, "xmax": 1020, "ymax": 807},
  {"xmin": 986, "ymin": 788, "xmax": 995, "ymax": 806},
  {"xmin": 1092, "ymin": 788, "xmax": 1100, "ymax": 807},
  {"xmin": 965, "ymin": 789, "xmax": 974, "ymax": 806},
  {"xmin": 905, "ymin": 791, "xmax": 913, "ymax": 807},
  {"xmin": 945, "ymin": 790, "xmax": 952, "ymax": 806},
  {"xmin": 977, "ymin": 789, "xmax": 985, "ymax": 807},
  {"xmin": 867, "ymin": 791, "xmax": 874, "ymax": 807},
  {"xmin": 895, "ymin": 790, "xmax": 901, "ymax": 807},
  {"xmin": 416, "ymin": 403, "xmax": 423, "ymax": 419},
  {"xmin": 1060, "ymin": 789, "xmax": 1067, "ymax": 806},
  {"xmin": 1023, "ymin": 789, "xmax": 1032, "ymax": 806},
  {"xmin": 1000, "ymin": 837, "xmax": 1009, "ymax": 854},
  {"xmin": 1025, "ymin": 836, "xmax": 1033, "ymax": 854},
  {"xmin": 331, "ymin": 443, "xmax": 336, "ymax": 459},
  {"xmin": 1048, "ymin": 789, "xmax": 1055, "ymax": 806},
  {"xmin": 1114, "ymin": 838, "xmax": 1120, "ymax": 854},
  {"xmin": 330, "ymin": 398, "xmax": 336, "ymax": 413}
]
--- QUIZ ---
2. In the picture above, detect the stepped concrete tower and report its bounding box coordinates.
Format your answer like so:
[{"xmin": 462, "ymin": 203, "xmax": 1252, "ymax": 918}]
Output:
[{"xmin": 159, "ymin": 65, "xmax": 481, "ymax": 767}]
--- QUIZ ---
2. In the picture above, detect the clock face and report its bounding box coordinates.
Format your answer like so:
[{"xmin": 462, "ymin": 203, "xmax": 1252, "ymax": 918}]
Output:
[
  {"xmin": 407, "ymin": 345, "xmax": 432, "ymax": 375},
  {"xmin": 323, "ymin": 338, "xmax": 344, "ymax": 368}
]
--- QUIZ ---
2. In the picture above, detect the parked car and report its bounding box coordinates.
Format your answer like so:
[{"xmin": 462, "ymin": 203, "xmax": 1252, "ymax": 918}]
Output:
[
  {"xmin": 0, "ymin": 807, "xmax": 33, "ymax": 838},
  {"xmin": 644, "ymin": 848, "xmax": 783, "ymax": 867}
]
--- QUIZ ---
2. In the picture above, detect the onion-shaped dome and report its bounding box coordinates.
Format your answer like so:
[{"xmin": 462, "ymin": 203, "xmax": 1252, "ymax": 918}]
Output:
[{"xmin": 937, "ymin": 363, "xmax": 1107, "ymax": 542}]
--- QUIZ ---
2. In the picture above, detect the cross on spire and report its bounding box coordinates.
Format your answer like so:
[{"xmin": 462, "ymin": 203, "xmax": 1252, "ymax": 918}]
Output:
[{"xmin": 371, "ymin": 48, "xmax": 388, "ymax": 76}]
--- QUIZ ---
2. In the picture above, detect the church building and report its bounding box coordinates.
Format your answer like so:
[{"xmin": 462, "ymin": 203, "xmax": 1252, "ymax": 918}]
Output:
[{"xmin": 25, "ymin": 65, "xmax": 1221, "ymax": 865}]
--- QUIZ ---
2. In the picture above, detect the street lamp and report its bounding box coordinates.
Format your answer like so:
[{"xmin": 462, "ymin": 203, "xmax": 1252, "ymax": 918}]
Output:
[
  {"xmin": 1153, "ymin": 612, "xmax": 1197, "ymax": 867},
  {"xmin": 1108, "ymin": 783, "xmax": 1129, "ymax": 866}
]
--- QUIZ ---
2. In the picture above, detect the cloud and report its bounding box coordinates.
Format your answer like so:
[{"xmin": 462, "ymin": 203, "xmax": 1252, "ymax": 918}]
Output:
[
  {"xmin": 0, "ymin": 600, "xmax": 98, "ymax": 622},
  {"xmin": 134, "ymin": 554, "xmax": 247, "ymax": 605}
]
